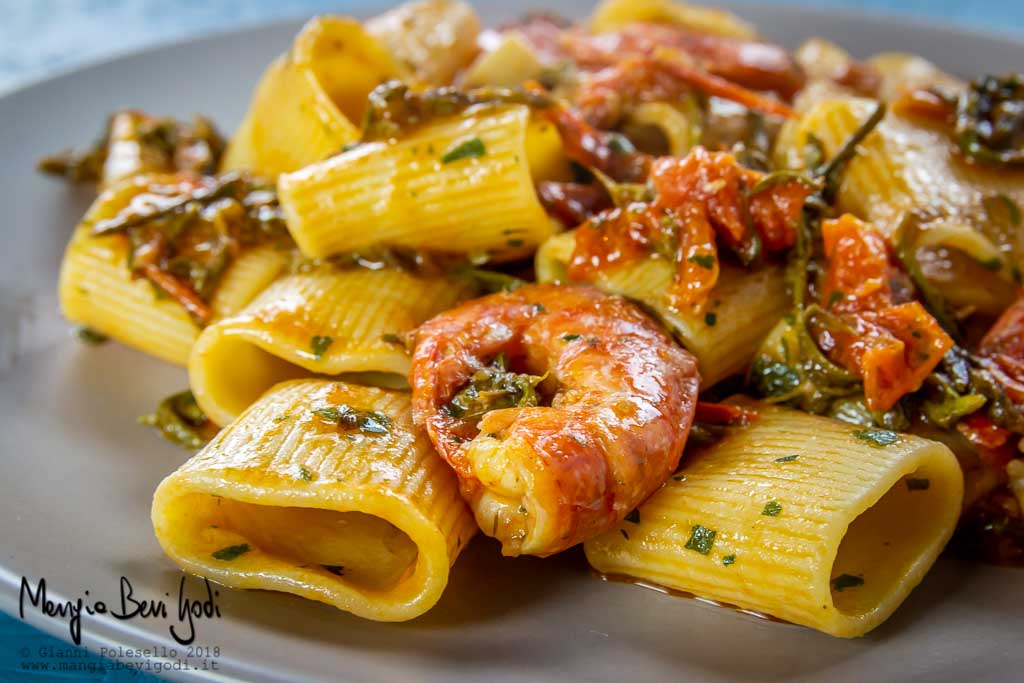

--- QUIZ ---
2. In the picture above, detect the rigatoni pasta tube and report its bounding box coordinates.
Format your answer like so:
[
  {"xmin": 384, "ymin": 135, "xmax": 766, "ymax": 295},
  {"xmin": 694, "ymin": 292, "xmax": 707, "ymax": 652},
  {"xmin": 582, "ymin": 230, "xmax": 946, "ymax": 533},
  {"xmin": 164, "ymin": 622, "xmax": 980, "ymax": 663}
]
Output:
[
  {"xmin": 584, "ymin": 400, "xmax": 963, "ymax": 638},
  {"xmin": 189, "ymin": 266, "xmax": 469, "ymax": 426},
  {"xmin": 588, "ymin": 0, "xmax": 756, "ymax": 38},
  {"xmin": 365, "ymin": 0, "xmax": 481, "ymax": 86},
  {"xmin": 278, "ymin": 105, "xmax": 557, "ymax": 261},
  {"xmin": 58, "ymin": 178, "xmax": 287, "ymax": 366},
  {"xmin": 221, "ymin": 16, "xmax": 404, "ymax": 178},
  {"xmin": 152, "ymin": 379, "xmax": 478, "ymax": 621},
  {"xmin": 535, "ymin": 231, "xmax": 788, "ymax": 386},
  {"xmin": 776, "ymin": 96, "xmax": 1024, "ymax": 243}
]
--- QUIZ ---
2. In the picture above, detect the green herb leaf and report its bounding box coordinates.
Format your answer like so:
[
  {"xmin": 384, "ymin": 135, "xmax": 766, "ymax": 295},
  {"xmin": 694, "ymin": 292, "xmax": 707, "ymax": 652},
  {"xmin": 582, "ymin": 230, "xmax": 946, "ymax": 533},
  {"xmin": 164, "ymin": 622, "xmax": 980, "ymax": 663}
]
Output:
[
  {"xmin": 443, "ymin": 353, "xmax": 544, "ymax": 421},
  {"xmin": 74, "ymin": 326, "xmax": 109, "ymax": 345},
  {"xmin": 321, "ymin": 564, "xmax": 345, "ymax": 576},
  {"xmin": 687, "ymin": 253, "xmax": 716, "ymax": 269},
  {"xmin": 774, "ymin": 454, "xmax": 799, "ymax": 463},
  {"xmin": 761, "ymin": 501, "xmax": 783, "ymax": 516},
  {"xmin": 684, "ymin": 525, "xmax": 717, "ymax": 555},
  {"xmin": 313, "ymin": 404, "xmax": 392, "ymax": 435},
  {"xmin": 212, "ymin": 544, "xmax": 250, "ymax": 561},
  {"xmin": 852, "ymin": 428, "xmax": 900, "ymax": 447},
  {"xmin": 722, "ymin": 554, "xmax": 736, "ymax": 566},
  {"xmin": 905, "ymin": 477, "xmax": 931, "ymax": 491},
  {"xmin": 624, "ymin": 509, "xmax": 640, "ymax": 524},
  {"xmin": 310, "ymin": 335, "xmax": 334, "ymax": 360},
  {"xmin": 831, "ymin": 574, "xmax": 864, "ymax": 592},
  {"xmin": 704, "ymin": 312, "xmax": 717, "ymax": 327},
  {"xmin": 441, "ymin": 137, "xmax": 486, "ymax": 164},
  {"xmin": 562, "ymin": 333, "xmax": 582, "ymax": 342},
  {"xmin": 606, "ymin": 133, "xmax": 636, "ymax": 154},
  {"xmin": 299, "ymin": 466, "xmax": 314, "ymax": 482},
  {"xmin": 139, "ymin": 390, "xmax": 213, "ymax": 450}
]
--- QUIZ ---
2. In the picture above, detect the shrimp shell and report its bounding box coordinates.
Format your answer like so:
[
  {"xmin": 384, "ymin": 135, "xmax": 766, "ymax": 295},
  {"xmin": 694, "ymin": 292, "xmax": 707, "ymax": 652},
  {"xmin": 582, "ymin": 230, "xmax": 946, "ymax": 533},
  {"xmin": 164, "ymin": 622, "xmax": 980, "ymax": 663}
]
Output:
[{"xmin": 410, "ymin": 283, "xmax": 700, "ymax": 556}]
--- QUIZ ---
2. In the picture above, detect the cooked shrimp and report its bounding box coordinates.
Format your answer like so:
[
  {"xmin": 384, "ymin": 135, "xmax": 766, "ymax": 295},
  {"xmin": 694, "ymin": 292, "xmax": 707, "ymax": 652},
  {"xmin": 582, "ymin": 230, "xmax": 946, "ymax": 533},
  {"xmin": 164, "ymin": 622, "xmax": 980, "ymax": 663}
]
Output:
[
  {"xmin": 562, "ymin": 22, "xmax": 806, "ymax": 99},
  {"xmin": 410, "ymin": 283, "xmax": 700, "ymax": 556}
]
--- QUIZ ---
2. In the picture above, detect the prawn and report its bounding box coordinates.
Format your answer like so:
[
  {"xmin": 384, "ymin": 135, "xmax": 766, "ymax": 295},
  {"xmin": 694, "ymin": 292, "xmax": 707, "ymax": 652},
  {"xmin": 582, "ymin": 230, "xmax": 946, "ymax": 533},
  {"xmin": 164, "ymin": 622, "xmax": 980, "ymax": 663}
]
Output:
[{"xmin": 410, "ymin": 283, "xmax": 700, "ymax": 556}]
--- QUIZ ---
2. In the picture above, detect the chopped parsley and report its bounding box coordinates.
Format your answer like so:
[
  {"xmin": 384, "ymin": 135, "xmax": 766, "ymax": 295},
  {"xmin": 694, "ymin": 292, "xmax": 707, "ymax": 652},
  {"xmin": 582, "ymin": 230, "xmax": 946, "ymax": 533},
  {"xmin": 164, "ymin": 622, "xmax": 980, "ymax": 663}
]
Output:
[
  {"xmin": 212, "ymin": 544, "xmax": 250, "ymax": 561},
  {"xmin": 981, "ymin": 257, "xmax": 1004, "ymax": 272},
  {"xmin": 761, "ymin": 501, "xmax": 783, "ymax": 517},
  {"xmin": 688, "ymin": 253, "xmax": 716, "ymax": 270},
  {"xmin": 774, "ymin": 454, "xmax": 799, "ymax": 463},
  {"xmin": 532, "ymin": 302, "xmax": 546, "ymax": 314},
  {"xmin": 827, "ymin": 290, "xmax": 845, "ymax": 308},
  {"xmin": 852, "ymin": 428, "xmax": 900, "ymax": 447},
  {"xmin": 906, "ymin": 477, "xmax": 931, "ymax": 491},
  {"xmin": 684, "ymin": 525, "xmax": 717, "ymax": 555},
  {"xmin": 74, "ymin": 326, "xmax": 109, "ymax": 345},
  {"xmin": 381, "ymin": 333, "xmax": 405, "ymax": 346},
  {"xmin": 312, "ymin": 404, "xmax": 392, "ymax": 435},
  {"xmin": 672, "ymin": 474, "xmax": 687, "ymax": 482},
  {"xmin": 443, "ymin": 353, "xmax": 544, "ymax": 421},
  {"xmin": 722, "ymin": 554, "xmax": 736, "ymax": 566},
  {"xmin": 310, "ymin": 335, "xmax": 334, "ymax": 360},
  {"xmin": 749, "ymin": 359, "xmax": 801, "ymax": 398},
  {"xmin": 562, "ymin": 333, "xmax": 582, "ymax": 342},
  {"xmin": 607, "ymin": 133, "xmax": 636, "ymax": 154},
  {"xmin": 704, "ymin": 312, "xmax": 717, "ymax": 327},
  {"xmin": 624, "ymin": 509, "xmax": 640, "ymax": 524},
  {"xmin": 441, "ymin": 137, "xmax": 486, "ymax": 164},
  {"xmin": 620, "ymin": 529, "xmax": 630, "ymax": 540},
  {"xmin": 831, "ymin": 574, "xmax": 864, "ymax": 592},
  {"xmin": 299, "ymin": 466, "xmax": 314, "ymax": 482},
  {"xmin": 321, "ymin": 564, "xmax": 345, "ymax": 576}
]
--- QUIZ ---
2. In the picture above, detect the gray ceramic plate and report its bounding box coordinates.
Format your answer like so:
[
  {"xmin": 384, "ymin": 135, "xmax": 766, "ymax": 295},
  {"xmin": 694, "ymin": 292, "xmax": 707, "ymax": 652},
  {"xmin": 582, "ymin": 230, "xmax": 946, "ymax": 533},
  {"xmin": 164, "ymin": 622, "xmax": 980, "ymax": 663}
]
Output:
[{"xmin": 1, "ymin": 2, "xmax": 1023, "ymax": 681}]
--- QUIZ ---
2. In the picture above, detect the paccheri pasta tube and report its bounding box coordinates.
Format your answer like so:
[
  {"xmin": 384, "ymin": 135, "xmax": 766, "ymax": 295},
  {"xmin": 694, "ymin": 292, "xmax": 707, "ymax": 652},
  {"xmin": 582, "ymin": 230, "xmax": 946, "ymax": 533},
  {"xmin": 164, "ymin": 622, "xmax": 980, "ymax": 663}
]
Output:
[
  {"xmin": 221, "ymin": 16, "xmax": 405, "ymax": 178},
  {"xmin": 584, "ymin": 400, "xmax": 963, "ymax": 637},
  {"xmin": 536, "ymin": 231, "xmax": 788, "ymax": 386},
  {"xmin": 189, "ymin": 265, "xmax": 469, "ymax": 426},
  {"xmin": 277, "ymin": 105, "xmax": 558, "ymax": 262},
  {"xmin": 775, "ymin": 96, "xmax": 1024, "ymax": 318},
  {"xmin": 152, "ymin": 379, "xmax": 478, "ymax": 621},
  {"xmin": 58, "ymin": 174, "xmax": 289, "ymax": 366}
]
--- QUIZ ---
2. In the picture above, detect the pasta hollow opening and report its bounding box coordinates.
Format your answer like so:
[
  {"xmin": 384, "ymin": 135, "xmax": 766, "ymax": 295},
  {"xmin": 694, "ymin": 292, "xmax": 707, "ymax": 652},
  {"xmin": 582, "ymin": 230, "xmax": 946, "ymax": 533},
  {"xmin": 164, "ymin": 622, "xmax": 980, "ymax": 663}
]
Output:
[
  {"xmin": 193, "ymin": 334, "xmax": 317, "ymax": 423},
  {"xmin": 829, "ymin": 466, "xmax": 959, "ymax": 619},
  {"xmin": 582, "ymin": 401, "xmax": 963, "ymax": 637},
  {"xmin": 192, "ymin": 494, "xmax": 419, "ymax": 592},
  {"xmin": 152, "ymin": 380, "xmax": 478, "ymax": 621}
]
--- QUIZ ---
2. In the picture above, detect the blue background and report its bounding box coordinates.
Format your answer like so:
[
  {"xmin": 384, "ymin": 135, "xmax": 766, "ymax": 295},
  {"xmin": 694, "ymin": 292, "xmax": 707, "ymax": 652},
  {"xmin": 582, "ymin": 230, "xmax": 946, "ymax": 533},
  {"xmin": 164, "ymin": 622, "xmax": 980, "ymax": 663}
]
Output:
[{"xmin": 0, "ymin": 0, "xmax": 1021, "ymax": 680}]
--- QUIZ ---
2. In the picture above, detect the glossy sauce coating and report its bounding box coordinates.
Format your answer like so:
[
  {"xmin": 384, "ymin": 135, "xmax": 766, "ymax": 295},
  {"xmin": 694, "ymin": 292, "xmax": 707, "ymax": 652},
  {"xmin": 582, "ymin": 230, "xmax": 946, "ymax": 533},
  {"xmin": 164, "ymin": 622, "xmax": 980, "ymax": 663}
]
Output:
[{"xmin": 410, "ymin": 283, "xmax": 700, "ymax": 556}]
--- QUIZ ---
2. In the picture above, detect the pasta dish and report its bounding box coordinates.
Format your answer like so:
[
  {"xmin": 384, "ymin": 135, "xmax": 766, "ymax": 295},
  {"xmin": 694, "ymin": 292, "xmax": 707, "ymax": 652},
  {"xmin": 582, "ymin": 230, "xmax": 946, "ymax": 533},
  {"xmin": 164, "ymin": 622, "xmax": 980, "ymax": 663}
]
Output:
[{"xmin": 40, "ymin": 0, "xmax": 1024, "ymax": 639}]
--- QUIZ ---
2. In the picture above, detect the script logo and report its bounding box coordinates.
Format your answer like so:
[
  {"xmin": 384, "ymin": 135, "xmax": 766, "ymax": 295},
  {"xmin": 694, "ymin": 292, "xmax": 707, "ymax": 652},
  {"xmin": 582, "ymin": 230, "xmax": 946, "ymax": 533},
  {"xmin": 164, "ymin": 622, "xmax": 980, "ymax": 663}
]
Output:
[{"xmin": 19, "ymin": 575, "xmax": 222, "ymax": 645}]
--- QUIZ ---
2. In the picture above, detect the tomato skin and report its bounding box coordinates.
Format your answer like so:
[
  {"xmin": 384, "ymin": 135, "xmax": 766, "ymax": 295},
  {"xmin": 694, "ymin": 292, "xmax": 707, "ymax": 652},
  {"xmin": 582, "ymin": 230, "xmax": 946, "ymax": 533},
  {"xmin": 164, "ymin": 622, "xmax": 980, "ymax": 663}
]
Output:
[
  {"xmin": 569, "ymin": 147, "xmax": 809, "ymax": 310},
  {"xmin": 818, "ymin": 215, "xmax": 953, "ymax": 412}
]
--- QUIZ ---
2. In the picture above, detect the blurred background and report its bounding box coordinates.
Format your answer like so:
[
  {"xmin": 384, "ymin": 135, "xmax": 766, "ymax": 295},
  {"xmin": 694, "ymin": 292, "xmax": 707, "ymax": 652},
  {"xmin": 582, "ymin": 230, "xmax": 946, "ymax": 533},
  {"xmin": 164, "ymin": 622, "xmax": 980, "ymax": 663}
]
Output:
[{"xmin": 2, "ymin": 0, "xmax": 1023, "ymax": 94}]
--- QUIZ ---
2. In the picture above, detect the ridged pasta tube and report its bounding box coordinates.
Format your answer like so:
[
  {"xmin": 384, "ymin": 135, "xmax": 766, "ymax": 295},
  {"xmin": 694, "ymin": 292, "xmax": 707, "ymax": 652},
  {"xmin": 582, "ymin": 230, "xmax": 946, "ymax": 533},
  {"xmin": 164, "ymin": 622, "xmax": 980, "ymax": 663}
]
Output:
[
  {"xmin": 584, "ymin": 400, "xmax": 964, "ymax": 637},
  {"xmin": 221, "ymin": 16, "xmax": 405, "ymax": 177},
  {"xmin": 277, "ymin": 105, "xmax": 557, "ymax": 261},
  {"xmin": 58, "ymin": 178, "xmax": 287, "ymax": 366},
  {"xmin": 535, "ymin": 231, "xmax": 787, "ymax": 386},
  {"xmin": 189, "ymin": 266, "xmax": 469, "ymax": 426},
  {"xmin": 589, "ymin": 0, "xmax": 756, "ymax": 39},
  {"xmin": 152, "ymin": 379, "xmax": 478, "ymax": 621}
]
